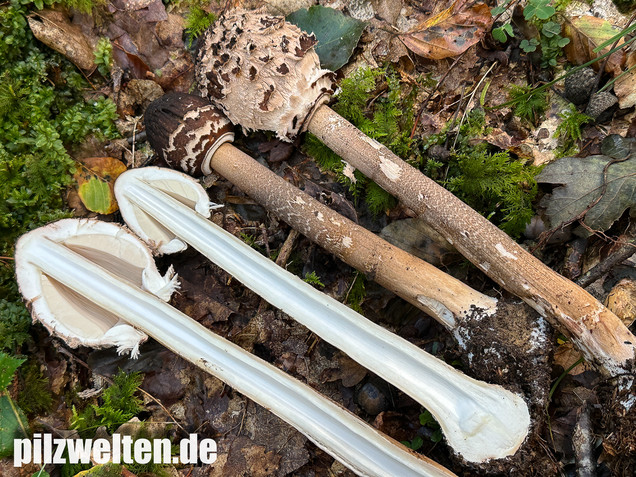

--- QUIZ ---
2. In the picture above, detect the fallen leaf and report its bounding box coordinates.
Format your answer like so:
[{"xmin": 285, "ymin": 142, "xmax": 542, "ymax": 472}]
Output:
[
  {"xmin": 614, "ymin": 52, "xmax": 636, "ymax": 109},
  {"xmin": 0, "ymin": 394, "xmax": 29, "ymax": 458},
  {"xmin": 563, "ymin": 16, "xmax": 625, "ymax": 75},
  {"xmin": 287, "ymin": 6, "xmax": 366, "ymax": 71},
  {"xmin": 399, "ymin": 0, "xmax": 493, "ymax": 60},
  {"xmin": 74, "ymin": 157, "xmax": 128, "ymax": 214},
  {"xmin": 320, "ymin": 352, "xmax": 367, "ymax": 387},
  {"xmin": 27, "ymin": 10, "xmax": 96, "ymax": 70},
  {"xmin": 536, "ymin": 151, "xmax": 636, "ymax": 233}
]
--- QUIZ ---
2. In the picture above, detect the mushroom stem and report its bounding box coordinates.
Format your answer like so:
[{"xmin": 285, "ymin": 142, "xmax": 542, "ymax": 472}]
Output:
[
  {"xmin": 115, "ymin": 167, "xmax": 530, "ymax": 463},
  {"xmin": 16, "ymin": 223, "xmax": 456, "ymax": 477},
  {"xmin": 307, "ymin": 104, "xmax": 636, "ymax": 376},
  {"xmin": 208, "ymin": 144, "xmax": 496, "ymax": 330}
]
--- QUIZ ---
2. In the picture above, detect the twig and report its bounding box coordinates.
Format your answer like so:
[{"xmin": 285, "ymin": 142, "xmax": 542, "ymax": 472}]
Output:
[
  {"xmin": 577, "ymin": 221, "xmax": 636, "ymax": 288},
  {"xmin": 451, "ymin": 62, "xmax": 498, "ymax": 151},
  {"xmin": 410, "ymin": 51, "xmax": 468, "ymax": 139},
  {"xmin": 275, "ymin": 228, "xmax": 300, "ymax": 268},
  {"xmin": 573, "ymin": 402, "xmax": 595, "ymax": 477}
]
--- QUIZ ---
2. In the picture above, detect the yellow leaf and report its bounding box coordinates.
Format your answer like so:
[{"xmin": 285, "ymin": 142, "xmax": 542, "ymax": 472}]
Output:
[
  {"xmin": 563, "ymin": 16, "xmax": 625, "ymax": 75},
  {"xmin": 74, "ymin": 157, "xmax": 127, "ymax": 215}
]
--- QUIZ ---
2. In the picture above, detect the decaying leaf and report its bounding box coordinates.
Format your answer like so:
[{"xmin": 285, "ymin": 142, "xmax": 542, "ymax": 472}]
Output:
[
  {"xmin": 320, "ymin": 351, "xmax": 367, "ymax": 387},
  {"xmin": 399, "ymin": 0, "xmax": 493, "ymax": 60},
  {"xmin": 536, "ymin": 151, "xmax": 636, "ymax": 233},
  {"xmin": 563, "ymin": 16, "xmax": 625, "ymax": 75},
  {"xmin": 74, "ymin": 157, "xmax": 128, "ymax": 214},
  {"xmin": 605, "ymin": 278, "xmax": 636, "ymax": 327},
  {"xmin": 614, "ymin": 51, "xmax": 636, "ymax": 108},
  {"xmin": 28, "ymin": 10, "xmax": 96, "ymax": 70},
  {"xmin": 286, "ymin": 6, "xmax": 366, "ymax": 71}
]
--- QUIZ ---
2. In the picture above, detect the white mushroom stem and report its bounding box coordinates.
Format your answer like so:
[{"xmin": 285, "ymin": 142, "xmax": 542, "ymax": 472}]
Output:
[
  {"xmin": 16, "ymin": 222, "xmax": 456, "ymax": 477},
  {"xmin": 115, "ymin": 167, "xmax": 530, "ymax": 463},
  {"xmin": 307, "ymin": 105, "xmax": 636, "ymax": 376}
]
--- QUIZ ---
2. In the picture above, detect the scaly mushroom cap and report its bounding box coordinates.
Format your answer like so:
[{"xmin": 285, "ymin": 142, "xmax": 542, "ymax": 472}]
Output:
[
  {"xmin": 15, "ymin": 219, "xmax": 179, "ymax": 357},
  {"xmin": 145, "ymin": 93, "xmax": 234, "ymax": 177},
  {"xmin": 195, "ymin": 9, "xmax": 337, "ymax": 142}
]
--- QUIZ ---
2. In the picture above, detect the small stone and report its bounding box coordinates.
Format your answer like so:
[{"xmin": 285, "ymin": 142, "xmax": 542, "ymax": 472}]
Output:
[
  {"xmin": 564, "ymin": 67, "xmax": 596, "ymax": 105},
  {"xmin": 585, "ymin": 91, "xmax": 618, "ymax": 123},
  {"xmin": 357, "ymin": 382, "xmax": 388, "ymax": 415}
]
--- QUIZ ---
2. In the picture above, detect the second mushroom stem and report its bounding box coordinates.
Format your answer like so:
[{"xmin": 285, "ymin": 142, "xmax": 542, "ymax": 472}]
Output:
[
  {"xmin": 307, "ymin": 104, "xmax": 636, "ymax": 376},
  {"xmin": 115, "ymin": 167, "xmax": 530, "ymax": 463}
]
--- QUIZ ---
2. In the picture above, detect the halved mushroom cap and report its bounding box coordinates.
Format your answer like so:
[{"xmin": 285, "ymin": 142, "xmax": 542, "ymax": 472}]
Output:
[
  {"xmin": 144, "ymin": 93, "xmax": 234, "ymax": 177},
  {"xmin": 114, "ymin": 166, "xmax": 212, "ymax": 255},
  {"xmin": 196, "ymin": 8, "xmax": 337, "ymax": 141},
  {"xmin": 15, "ymin": 219, "xmax": 179, "ymax": 357}
]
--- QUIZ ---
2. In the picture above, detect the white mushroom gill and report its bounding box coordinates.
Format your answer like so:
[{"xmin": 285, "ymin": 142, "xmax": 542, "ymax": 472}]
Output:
[{"xmin": 15, "ymin": 219, "xmax": 178, "ymax": 356}]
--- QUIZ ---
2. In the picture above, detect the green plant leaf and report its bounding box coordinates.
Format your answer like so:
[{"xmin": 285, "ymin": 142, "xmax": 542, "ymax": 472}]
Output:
[
  {"xmin": 542, "ymin": 21, "xmax": 561, "ymax": 38},
  {"xmin": 520, "ymin": 38, "xmax": 539, "ymax": 52},
  {"xmin": 74, "ymin": 157, "xmax": 127, "ymax": 214},
  {"xmin": 536, "ymin": 150, "xmax": 636, "ymax": 233},
  {"xmin": 287, "ymin": 6, "xmax": 366, "ymax": 71},
  {"xmin": 0, "ymin": 394, "xmax": 29, "ymax": 458},
  {"xmin": 524, "ymin": 0, "xmax": 555, "ymax": 20},
  {"xmin": 0, "ymin": 351, "xmax": 25, "ymax": 390},
  {"xmin": 557, "ymin": 37, "xmax": 570, "ymax": 47},
  {"xmin": 493, "ymin": 23, "xmax": 514, "ymax": 42}
]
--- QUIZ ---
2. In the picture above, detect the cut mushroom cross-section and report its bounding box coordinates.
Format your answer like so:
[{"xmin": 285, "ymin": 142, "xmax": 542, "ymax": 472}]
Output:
[
  {"xmin": 15, "ymin": 218, "xmax": 457, "ymax": 477},
  {"xmin": 114, "ymin": 167, "xmax": 531, "ymax": 463}
]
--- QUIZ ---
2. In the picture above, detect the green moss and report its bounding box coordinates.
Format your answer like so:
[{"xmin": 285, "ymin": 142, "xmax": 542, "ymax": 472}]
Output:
[
  {"xmin": 185, "ymin": 7, "xmax": 217, "ymax": 47},
  {"xmin": 17, "ymin": 359, "xmax": 53, "ymax": 415},
  {"xmin": 304, "ymin": 66, "xmax": 415, "ymax": 215},
  {"xmin": 0, "ymin": 0, "xmax": 120, "ymax": 360},
  {"xmin": 72, "ymin": 371, "xmax": 145, "ymax": 434},
  {"xmin": 508, "ymin": 84, "xmax": 548, "ymax": 124}
]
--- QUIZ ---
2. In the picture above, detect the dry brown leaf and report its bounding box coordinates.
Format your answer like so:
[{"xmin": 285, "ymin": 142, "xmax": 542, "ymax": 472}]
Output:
[
  {"xmin": 605, "ymin": 278, "xmax": 636, "ymax": 327},
  {"xmin": 399, "ymin": 0, "xmax": 493, "ymax": 60},
  {"xmin": 563, "ymin": 15, "xmax": 625, "ymax": 75},
  {"xmin": 614, "ymin": 51, "xmax": 636, "ymax": 108},
  {"xmin": 27, "ymin": 10, "xmax": 96, "ymax": 70}
]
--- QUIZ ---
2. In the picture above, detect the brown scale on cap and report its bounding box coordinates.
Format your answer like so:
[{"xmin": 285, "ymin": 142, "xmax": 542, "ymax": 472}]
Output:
[
  {"xmin": 195, "ymin": 9, "xmax": 337, "ymax": 142},
  {"xmin": 144, "ymin": 93, "xmax": 234, "ymax": 177}
]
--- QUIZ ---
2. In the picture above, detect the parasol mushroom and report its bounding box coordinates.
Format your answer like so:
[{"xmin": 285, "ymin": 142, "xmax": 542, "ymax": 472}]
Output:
[
  {"xmin": 194, "ymin": 9, "xmax": 636, "ymax": 376},
  {"xmin": 114, "ymin": 166, "xmax": 531, "ymax": 463},
  {"xmin": 15, "ymin": 218, "xmax": 457, "ymax": 477}
]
